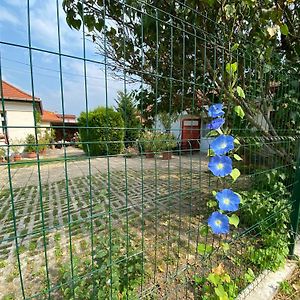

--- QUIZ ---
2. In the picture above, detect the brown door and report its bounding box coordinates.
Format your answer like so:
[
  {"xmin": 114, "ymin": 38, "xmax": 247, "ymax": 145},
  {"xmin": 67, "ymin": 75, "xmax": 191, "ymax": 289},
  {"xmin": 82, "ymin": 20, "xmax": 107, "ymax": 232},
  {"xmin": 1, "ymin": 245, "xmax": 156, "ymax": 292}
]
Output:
[{"xmin": 181, "ymin": 118, "xmax": 200, "ymax": 150}]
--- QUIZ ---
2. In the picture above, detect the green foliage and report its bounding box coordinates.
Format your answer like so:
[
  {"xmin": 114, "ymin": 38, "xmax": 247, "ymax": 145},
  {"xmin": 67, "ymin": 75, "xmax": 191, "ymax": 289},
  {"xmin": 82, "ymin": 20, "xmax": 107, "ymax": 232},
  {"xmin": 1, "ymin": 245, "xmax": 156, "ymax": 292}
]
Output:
[
  {"xmin": 158, "ymin": 112, "xmax": 178, "ymax": 132},
  {"xmin": 194, "ymin": 264, "xmax": 238, "ymax": 300},
  {"xmin": 279, "ymin": 280, "xmax": 293, "ymax": 296},
  {"xmin": 63, "ymin": 0, "xmax": 300, "ymax": 163},
  {"xmin": 138, "ymin": 131, "xmax": 161, "ymax": 152},
  {"xmin": 159, "ymin": 132, "xmax": 177, "ymax": 151},
  {"xmin": 239, "ymin": 170, "xmax": 291, "ymax": 271},
  {"xmin": 230, "ymin": 168, "xmax": 240, "ymax": 182},
  {"xmin": 24, "ymin": 134, "xmax": 36, "ymax": 153},
  {"xmin": 59, "ymin": 228, "xmax": 143, "ymax": 299},
  {"xmin": 0, "ymin": 147, "xmax": 5, "ymax": 158},
  {"xmin": 115, "ymin": 91, "xmax": 141, "ymax": 147},
  {"xmin": 38, "ymin": 134, "xmax": 50, "ymax": 152},
  {"xmin": 10, "ymin": 139, "xmax": 23, "ymax": 154},
  {"xmin": 78, "ymin": 107, "xmax": 124, "ymax": 156}
]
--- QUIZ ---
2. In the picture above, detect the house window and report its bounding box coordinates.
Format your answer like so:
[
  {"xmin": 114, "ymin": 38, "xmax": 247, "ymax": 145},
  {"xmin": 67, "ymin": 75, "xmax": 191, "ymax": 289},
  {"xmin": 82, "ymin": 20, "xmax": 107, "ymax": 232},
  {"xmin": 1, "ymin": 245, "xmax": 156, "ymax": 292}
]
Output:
[{"xmin": 0, "ymin": 112, "xmax": 6, "ymax": 134}]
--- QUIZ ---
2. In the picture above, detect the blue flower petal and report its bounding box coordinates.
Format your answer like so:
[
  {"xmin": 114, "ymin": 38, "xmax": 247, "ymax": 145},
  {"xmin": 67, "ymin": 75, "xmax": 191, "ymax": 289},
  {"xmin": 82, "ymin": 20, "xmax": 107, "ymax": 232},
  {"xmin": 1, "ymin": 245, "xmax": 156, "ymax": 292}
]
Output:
[
  {"xmin": 208, "ymin": 155, "xmax": 232, "ymax": 177},
  {"xmin": 216, "ymin": 189, "xmax": 241, "ymax": 212},
  {"xmin": 206, "ymin": 118, "xmax": 225, "ymax": 130},
  {"xmin": 208, "ymin": 211, "xmax": 229, "ymax": 234},
  {"xmin": 210, "ymin": 135, "xmax": 234, "ymax": 155},
  {"xmin": 208, "ymin": 104, "xmax": 225, "ymax": 118}
]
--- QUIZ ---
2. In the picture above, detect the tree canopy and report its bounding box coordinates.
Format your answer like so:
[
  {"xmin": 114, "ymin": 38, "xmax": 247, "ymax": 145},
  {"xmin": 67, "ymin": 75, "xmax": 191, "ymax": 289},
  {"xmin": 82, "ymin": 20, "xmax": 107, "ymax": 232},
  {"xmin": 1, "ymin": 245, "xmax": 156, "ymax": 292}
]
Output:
[
  {"xmin": 63, "ymin": 0, "xmax": 300, "ymax": 149},
  {"xmin": 115, "ymin": 91, "xmax": 141, "ymax": 147}
]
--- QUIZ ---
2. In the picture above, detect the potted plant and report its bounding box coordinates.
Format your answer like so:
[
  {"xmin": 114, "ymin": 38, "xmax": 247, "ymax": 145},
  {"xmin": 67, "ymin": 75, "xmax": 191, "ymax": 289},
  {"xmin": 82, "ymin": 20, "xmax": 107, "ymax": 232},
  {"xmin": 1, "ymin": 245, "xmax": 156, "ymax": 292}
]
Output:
[
  {"xmin": 139, "ymin": 131, "xmax": 161, "ymax": 158},
  {"xmin": 24, "ymin": 134, "xmax": 37, "ymax": 158},
  {"xmin": 11, "ymin": 140, "xmax": 23, "ymax": 161},
  {"xmin": 160, "ymin": 133, "xmax": 177, "ymax": 160},
  {"xmin": 0, "ymin": 147, "xmax": 6, "ymax": 163},
  {"xmin": 38, "ymin": 136, "xmax": 49, "ymax": 155}
]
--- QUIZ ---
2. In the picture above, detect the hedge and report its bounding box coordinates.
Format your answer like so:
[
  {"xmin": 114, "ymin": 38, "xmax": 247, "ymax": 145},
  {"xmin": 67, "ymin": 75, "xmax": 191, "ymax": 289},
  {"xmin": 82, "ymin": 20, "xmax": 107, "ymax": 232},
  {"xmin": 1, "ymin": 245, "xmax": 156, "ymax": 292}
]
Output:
[{"xmin": 78, "ymin": 107, "xmax": 124, "ymax": 156}]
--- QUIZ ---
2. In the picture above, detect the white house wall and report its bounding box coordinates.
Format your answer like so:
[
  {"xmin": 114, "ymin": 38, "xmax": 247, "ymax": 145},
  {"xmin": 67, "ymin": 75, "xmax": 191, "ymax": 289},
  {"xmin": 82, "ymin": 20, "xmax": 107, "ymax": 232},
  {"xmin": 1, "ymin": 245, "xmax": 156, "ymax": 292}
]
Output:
[
  {"xmin": 2, "ymin": 101, "xmax": 36, "ymax": 142},
  {"xmin": 40, "ymin": 121, "xmax": 51, "ymax": 136}
]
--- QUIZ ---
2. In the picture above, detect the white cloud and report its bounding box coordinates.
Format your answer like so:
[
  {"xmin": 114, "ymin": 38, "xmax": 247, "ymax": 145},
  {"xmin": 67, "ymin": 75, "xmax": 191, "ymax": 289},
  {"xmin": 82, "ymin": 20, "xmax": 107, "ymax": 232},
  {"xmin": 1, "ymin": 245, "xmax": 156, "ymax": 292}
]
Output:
[
  {"xmin": 3, "ymin": 0, "xmax": 37, "ymax": 7},
  {"xmin": 0, "ymin": 6, "xmax": 21, "ymax": 26}
]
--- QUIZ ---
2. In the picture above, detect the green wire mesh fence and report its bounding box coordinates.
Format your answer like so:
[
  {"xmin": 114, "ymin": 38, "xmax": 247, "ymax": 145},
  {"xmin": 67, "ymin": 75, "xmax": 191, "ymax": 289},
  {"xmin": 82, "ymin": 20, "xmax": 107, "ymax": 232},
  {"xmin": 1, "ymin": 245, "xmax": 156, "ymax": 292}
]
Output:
[{"xmin": 0, "ymin": 0, "xmax": 299, "ymax": 299}]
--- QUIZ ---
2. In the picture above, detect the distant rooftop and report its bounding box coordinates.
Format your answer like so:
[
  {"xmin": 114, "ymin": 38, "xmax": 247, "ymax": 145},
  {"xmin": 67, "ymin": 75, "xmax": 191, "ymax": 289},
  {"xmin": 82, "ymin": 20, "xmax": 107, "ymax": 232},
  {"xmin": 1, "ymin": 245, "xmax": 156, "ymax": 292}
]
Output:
[
  {"xmin": 1, "ymin": 80, "xmax": 40, "ymax": 102},
  {"xmin": 41, "ymin": 110, "xmax": 77, "ymax": 124}
]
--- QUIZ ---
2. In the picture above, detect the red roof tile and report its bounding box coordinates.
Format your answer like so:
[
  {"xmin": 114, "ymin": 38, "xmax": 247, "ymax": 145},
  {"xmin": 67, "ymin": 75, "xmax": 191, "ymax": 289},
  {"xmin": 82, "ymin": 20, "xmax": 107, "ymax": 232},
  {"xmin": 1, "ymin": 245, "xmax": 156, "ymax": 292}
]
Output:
[
  {"xmin": 42, "ymin": 110, "xmax": 77, "ymax": 123},
  {"xmin": 1, "ymin": 80, "xmax": 40, "ymax": 101},
  {"xmin": 41, "ymin": 110, "xmax": 62, "ymax": 122}
]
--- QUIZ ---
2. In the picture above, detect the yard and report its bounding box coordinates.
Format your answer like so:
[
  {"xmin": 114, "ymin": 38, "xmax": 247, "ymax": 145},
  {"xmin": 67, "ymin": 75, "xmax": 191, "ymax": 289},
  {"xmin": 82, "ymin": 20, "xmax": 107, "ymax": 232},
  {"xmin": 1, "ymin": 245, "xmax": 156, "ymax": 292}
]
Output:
[
  {"xmin": 0, "ymin": 0, "xmax": 299, "ymax": 299},
  {"xmin": 0, "ymin": 153, "xmax": 211, "ymax": 298},
  {"xmin": 0, "ymin": 151, "xmax": 261, "ymax": 299}
]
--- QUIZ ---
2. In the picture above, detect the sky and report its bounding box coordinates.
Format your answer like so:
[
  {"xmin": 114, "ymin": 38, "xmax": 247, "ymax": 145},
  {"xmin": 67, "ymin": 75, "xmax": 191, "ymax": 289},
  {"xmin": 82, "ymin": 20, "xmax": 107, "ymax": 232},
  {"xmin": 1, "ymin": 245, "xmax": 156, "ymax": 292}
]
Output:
[{"xmin": 0, "ymin": 0, "xmax": 134, "ymax": 116}]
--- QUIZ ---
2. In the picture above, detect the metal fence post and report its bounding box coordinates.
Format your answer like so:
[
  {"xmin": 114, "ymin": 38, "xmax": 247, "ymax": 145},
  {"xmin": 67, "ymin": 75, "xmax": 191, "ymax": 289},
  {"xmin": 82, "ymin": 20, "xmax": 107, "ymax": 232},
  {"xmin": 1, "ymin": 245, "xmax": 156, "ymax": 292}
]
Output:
[{"xmin": 289, "ymin": 148, "xmax": 300, "ymax": 256}]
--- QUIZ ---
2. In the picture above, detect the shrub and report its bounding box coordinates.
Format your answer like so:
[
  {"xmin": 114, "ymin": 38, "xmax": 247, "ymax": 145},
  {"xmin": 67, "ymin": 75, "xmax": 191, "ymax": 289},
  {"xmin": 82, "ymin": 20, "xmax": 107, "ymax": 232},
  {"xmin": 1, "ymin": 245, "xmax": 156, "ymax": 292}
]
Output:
[
  {"xmin": 24, "ymin": 134, "xmax": 36, "ymax": 153},
  {"xmin": 38, "ymin": 136, "xmax": 49, "ymax": 152},
  {"xmin": 59, "ymin": 227, "xmax": 142, "ymax": 299},
  {"xmin": 115, "ymin": 91, "xmax": 141, "ymax": 147},
  {"xmin": 138, "ymin": 131, "xmax": 162, "ymax": 152},
  {"xmin": 239, "ymin": 170, "xmax": 291, "ymax": 271},
  {"xmin": 159, "ymin": 133, "xmax": 177, "ymax": 151},
  {"xmin": 78, "ymin": 107, "xmax": 124, "ymax": 156},
  {"xmin": 0, "ymin": 147, "xmax": 6, "ymax": 159}
]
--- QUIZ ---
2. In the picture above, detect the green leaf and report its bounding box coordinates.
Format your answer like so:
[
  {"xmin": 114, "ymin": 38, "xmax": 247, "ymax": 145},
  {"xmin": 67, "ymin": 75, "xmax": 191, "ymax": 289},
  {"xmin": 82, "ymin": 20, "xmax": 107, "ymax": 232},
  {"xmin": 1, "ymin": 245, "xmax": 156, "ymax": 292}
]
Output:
[
  {"xmin": 234, "ymin": 138, "xmax": 240, "ymax": 145},
  {"xmin": 221, "ymin": 242, "xmax": 230, "ymax": 252},
  {"xmin": 207, "ymin": 149, "xmax": 215, "ymax": 157},
  {"xmin": 234, "ymin": 105, "xmax": 245, "ymax": 118},
  {"xmin": 214, "ymin": 284, "xmax": 228, "ymax": 299},
  {"xmin": 225, "ymin": 62, "xmax": 238, "ymax": 75},
  {"xmin": 212, "ymin": 190, "xmax": 217, "ymax": 196},
  {"xmin": 233, "ymin": 154, "xmax": 243, "ymax": 161},
  {"xmin": 208, "ymin": 273, "xmax": 220, "ymax": 286},
  {"xmin": 231, "ymin": 43, "xmax": 239, "ymax": 51},
  {"xmin": 198, "ymin": 243, "xmax": 213, "ymax": 255},
  {"xmin": 280, "ymin": 24, "xmax": 289, "ymax": 36},
  {"xmin": 236, "ymin": 86, "xmax": 245, "ymax": 98},
  {"xmin": 230, "ymin": 168, "xmax": 241, "ymax": 182},
  {"xmin": 206, "ymin": 130, "xmax": 219, "ymax": 137},
  {"xmin": 199, "ymin": 226, "xmax": 208, "ymax": 236},
  {"xmin": 207, "ymin": 200, "xmax": 217, "ymax": 208},
  {"xmin": 228, "ymin": 214, "xmax": 239, "ymax": 228},
  {"xmin": 205, "ymin": 0, "xmax": 215, "ymax": 7}
]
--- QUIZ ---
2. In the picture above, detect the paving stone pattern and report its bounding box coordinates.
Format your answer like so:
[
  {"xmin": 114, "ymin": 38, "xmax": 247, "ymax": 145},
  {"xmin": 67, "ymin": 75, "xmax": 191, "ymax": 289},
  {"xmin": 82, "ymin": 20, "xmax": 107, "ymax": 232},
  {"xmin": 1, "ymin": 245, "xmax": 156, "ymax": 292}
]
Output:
[{"xmin": 0, "ymin": 154, "xmax": 211, "ymax": 298}]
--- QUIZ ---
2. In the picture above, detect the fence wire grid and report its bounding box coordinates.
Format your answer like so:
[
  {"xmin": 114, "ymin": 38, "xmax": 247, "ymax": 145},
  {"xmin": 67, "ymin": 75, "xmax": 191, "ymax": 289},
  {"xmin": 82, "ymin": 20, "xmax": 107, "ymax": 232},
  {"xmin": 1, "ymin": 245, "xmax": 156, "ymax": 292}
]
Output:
[{"xmin": 0, "ymin": 0, "xmax": 300, "ymax": 299}]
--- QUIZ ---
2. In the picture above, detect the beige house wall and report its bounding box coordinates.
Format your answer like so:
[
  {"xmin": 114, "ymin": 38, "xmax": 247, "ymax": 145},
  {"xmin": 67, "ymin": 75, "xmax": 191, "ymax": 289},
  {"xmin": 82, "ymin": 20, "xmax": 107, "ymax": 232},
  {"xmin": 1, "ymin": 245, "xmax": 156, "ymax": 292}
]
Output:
[{"xmin": 1, "ymin": 101, "xmax": 36, "ymax": 143}]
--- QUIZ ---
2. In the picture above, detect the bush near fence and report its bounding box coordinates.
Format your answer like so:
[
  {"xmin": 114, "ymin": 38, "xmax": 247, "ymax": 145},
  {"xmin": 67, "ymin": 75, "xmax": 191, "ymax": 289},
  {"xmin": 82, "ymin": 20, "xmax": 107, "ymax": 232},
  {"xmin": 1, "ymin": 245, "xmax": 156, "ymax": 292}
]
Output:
[{"xmin": 78, "ymin": 107, "xmax": 125, "ymax": 156}]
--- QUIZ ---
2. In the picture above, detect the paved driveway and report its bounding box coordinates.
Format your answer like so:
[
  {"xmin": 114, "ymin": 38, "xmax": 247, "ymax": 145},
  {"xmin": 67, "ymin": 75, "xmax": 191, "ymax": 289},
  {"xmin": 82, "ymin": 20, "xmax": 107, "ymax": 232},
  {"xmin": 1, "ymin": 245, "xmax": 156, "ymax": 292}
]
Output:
[{"xmin": 0, "ymin": 152, "xmax": 210, "ymax": 299}]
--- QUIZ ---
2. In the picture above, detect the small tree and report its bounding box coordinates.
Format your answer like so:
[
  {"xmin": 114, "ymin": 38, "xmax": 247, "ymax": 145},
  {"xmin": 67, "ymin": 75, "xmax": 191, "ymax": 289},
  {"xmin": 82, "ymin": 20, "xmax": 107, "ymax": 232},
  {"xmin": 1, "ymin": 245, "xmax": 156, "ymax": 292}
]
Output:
[
  {"xmin": 24, "ymin": 134, "xmax": 36, "ymax": 153},
  {"xmin": 78, "ymin": 107, "xmax": 124, "ymax": 156},
  {"xmin": 158, "ymin": 112, "xmax": 178, "ymax": 133},
  {"xmin": 115, "ymin": 91, "xmax": 141, "ymax": 148}
]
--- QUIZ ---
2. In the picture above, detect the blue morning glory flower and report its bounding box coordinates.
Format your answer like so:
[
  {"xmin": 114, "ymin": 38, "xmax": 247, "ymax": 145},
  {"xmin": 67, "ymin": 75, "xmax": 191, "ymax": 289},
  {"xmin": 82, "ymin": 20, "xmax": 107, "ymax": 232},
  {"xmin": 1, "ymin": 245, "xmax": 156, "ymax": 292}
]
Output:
[
  {"xmin": 208, "ymin": 155, "xmax": 232, "ymax": 177},
  {"xmin": 210, "ymin": 135, "xmax": 234, "ymax": 155},
  {"xmin": 206, "ymin": 118, "xmax": 225, "ymax": 130},
  {"xmin": 208, "ymin": 104, "xmax": 225, "ymax": 118},
  {"xmin": 216, "ymin": 189, "xmax": 241, "ymax": 212},
  {"xmin": 208, "ymin": 211, "xmax": 229, "ymax": 234}
]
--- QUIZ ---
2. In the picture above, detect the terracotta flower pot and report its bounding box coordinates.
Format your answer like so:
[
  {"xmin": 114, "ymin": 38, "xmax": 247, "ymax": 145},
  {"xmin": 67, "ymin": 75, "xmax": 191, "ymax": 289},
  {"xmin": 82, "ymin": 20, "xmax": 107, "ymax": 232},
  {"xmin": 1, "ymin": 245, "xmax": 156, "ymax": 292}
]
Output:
[
  {"xmin": 13, "ymin": 154, "xmax": 22, "ymax": 161},
  {"xmin": 26, "ymin": 152, "xmax": 37, "ymax": 159},
  {"xmin": 145, "ymin": 150, "xmax": 155, "ymax": 158},
  {"xmin": 39, "ymin": 149, "xmax": 47, "ymax": 155},
  {"xmin": 162, "ymin": 151, "xmax": 172, "ymax": 160}
]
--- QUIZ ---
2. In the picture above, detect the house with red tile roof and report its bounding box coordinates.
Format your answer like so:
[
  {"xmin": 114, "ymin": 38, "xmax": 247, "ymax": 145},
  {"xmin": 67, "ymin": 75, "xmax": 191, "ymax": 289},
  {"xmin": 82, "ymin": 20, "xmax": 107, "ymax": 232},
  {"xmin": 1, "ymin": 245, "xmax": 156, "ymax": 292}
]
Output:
[
  {"xmin": 0, "ymin": 80, "xmax": 77, "ymax": 143},
  {"xmin": 41, "ymin": 110, "xmax": 77, "ymax": 141}
]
